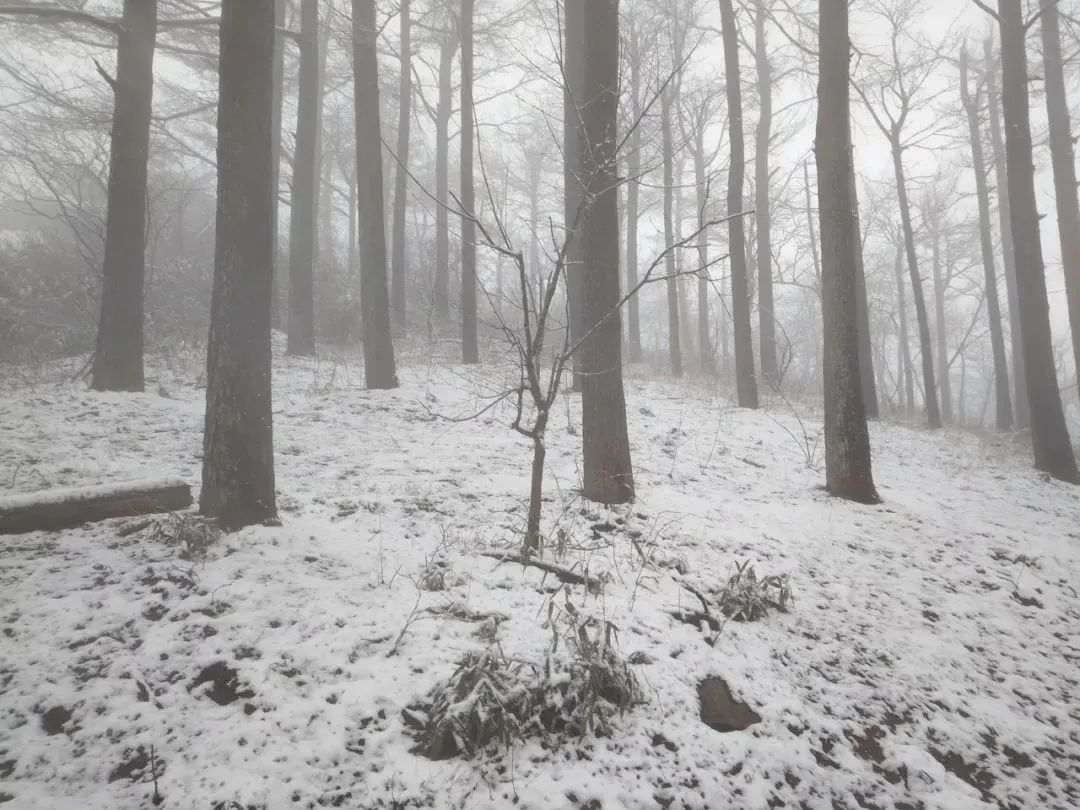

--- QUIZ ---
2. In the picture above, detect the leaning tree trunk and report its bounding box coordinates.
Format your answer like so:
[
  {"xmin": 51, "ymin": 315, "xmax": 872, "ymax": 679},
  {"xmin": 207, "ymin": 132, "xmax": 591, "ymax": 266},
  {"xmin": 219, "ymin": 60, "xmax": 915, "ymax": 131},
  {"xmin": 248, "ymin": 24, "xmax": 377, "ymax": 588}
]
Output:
[
  {"xmin": 997, "ymin": 0, "xmax": 1077, "ymax": 482},
  {"xmin": 625, "ymin": 22, "xmax": 643, "ymax": 363},
  {"xmin": 961, "ymin": 44, "xmax": 1012, "ymax": 431},
  {"xmin": 753, "ymin": 0, "xmax": 777, "ymax": 382},
  {"xmin": 433, "ymin": 25, "xmax": 455, "ymax": 320},
  {"xmin": 719, "ymin": 0, "xmax": 758, "ymax": 408},
  {"xmin": 201, "ymin": 0, "xmax": 277, "ymax": 530},
  {"xmin": 390, "ymin": 0, "xmax": 411, "ymax": 331},
  {"xmin": 849, "ymin": 147, "xmax": 878, "ymax": 418},
  {"xmin": 985, "ymin": 36, "xmax": 1028, "ymax": 429},
  {"xmin": 459, "ymin": 0, "xmax": 478, "ymax": 363},
  {"xmin": 1040, "ymin": 2, "xmax": 1080, "ymax": 404},
  {"xmin": 563, "ymin": 0, "xmax": 585, "ymax": 388},
  {"xmin": 891, "ymin": 137, "xmax": 940, "ymax": 428},
  {"xmin": 661, "ymin": 89, "xmax": 682, "ymax": 377},
  {"xmin": 816, "ymin": 0, "xmax": 877, "ymax": 504},
  {"xmin": 286, "ymin": 0, "xmax": 319, "ymax": 357},
  {"xmin": 91, "ymin": 0, "xmax": 156, "ymax": 393},
  {"xmin": 580, "ymin": 0, "xmax": 634, "ymax": 506},
  {"xmin": 353, "ymin": 0, "xmax": 399, "ymax": 388}
]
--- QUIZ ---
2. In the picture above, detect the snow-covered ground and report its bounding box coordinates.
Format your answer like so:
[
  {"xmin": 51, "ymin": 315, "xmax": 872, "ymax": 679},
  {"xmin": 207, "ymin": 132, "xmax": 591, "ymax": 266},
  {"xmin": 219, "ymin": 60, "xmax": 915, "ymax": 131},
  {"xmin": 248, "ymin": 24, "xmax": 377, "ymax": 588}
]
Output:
[{"xmin": 1, "ymin": 344, "xmax": 1078, "ymax": 809}]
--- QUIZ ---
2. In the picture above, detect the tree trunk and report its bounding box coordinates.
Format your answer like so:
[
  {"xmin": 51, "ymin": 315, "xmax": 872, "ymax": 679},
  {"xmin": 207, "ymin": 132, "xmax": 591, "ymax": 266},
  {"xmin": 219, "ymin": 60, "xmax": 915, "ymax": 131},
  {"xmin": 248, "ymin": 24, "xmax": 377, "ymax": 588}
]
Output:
[
  {"xmin": 201, "ymin": 0, "xmax": 277, "ymax": 530},
  {"xmin": 270, "ymin": 0, "xmax": 286, "ymax": 331},
  {"xmin": 891, "ymin": 138, "xmax": 940, "ymax": 428},
  {"xmin": 459, "ymin": 0, "xmax": 478, "ymax": 363},
  {"xmin": 433, "ymin": 23, "xmax": 455, "ymax": 320},
  {"xmin": 849, "ymin": 148, "xmax": 878, "ymax": 418},
  {"xmin": 1040, "ymin": 2, "xmax": 1080, "ymax": 404},
  {"xmin": 894, "ymin": 236, "xmax": 915, "ymax": 416},
  {"xmin": 286, "ymin": 0, "xmax": 319, "ymax": 357},
  {"xmin": 580, "ymin": 0, "xmax": 634, "ymax": 505},
  {"xmin": 91, "ymin": 0, "xmax": 156, "ymax": 393},
  {"xmin": 985, "ymin": 35, "xmax": 1028, "ymax": 429},
  {"xmin": 694, "ymin": 127, "xmax": 712, "ymax": 373},
  {"xmin": 753, "ymin": 0, "xmax": 777, "ymax": 382},
  {"xmin": 960, "ymin": 44, "xmax": 1012, "ymax": 431},
  {"xmin": 661, "ymin": 89, "xmax": 682, "ymax": 377},
  {"xmin": 625, "ymin": 22, "xmax": 643, "ymax": 363},
  {"xmin": 563, "ymin": 0, "xmax": 585, "ymax": 388},
  {"xmin": 527, "ymin": 151, "xmax": 542, "ymax": 311},
  {"xmin": 816, "ymin": 0, "xmax": 877, "ymax": 504},
  {"xmin": 930, "ymin": 228, "xmax": 952, "ymax": 423},
  {"xmin": 997, "ymin": 0, "xmax": 1077, "ymax": 482},
  {"xmin": 719, "ymin": 0, "xmax": 758, "ymax": 408},
  {"xmin": 353, "ymin": 0, "xmax": 399, "ymax": 388},
  {"xmin": 391, "ymin": 0, "xmax": 411, "ymax": 330}
]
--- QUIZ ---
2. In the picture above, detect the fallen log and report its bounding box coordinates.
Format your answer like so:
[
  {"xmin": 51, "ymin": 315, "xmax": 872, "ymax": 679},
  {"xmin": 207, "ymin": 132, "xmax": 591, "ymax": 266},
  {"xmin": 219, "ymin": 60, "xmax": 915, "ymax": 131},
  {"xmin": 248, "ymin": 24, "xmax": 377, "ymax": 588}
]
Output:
[{"xmin": 0, "ymin": 478, "xmax": 193, "ymax": 535}]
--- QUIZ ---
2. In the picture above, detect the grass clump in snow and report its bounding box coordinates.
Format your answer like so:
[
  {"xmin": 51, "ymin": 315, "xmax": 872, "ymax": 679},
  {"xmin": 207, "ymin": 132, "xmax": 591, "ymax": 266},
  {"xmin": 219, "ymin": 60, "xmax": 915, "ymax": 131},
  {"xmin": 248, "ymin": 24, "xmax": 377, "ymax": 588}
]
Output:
[
  {"xmin": 150, "ymin": 512, "xmax": 221, "ymax": 562},
  {"xmin": 405, "ymin": 594, "xmax": 641, "ymax": 760},
  {"xmin": 716, "ymin": 559, "xmax": 793, "ymax": 622}
]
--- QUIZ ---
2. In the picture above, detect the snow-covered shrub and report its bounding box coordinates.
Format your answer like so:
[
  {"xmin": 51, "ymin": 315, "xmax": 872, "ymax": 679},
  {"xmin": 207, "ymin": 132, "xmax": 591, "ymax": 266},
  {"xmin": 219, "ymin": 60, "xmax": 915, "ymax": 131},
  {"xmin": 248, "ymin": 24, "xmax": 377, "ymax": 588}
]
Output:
[
  {"xmin": 406, "ymin": 598, "xmax": 641, "ymax": 760},
  {"xmin": 716, "ymin": 559, "xmax": 792, "ymax": 621},
  {"xmin": 150, "ymin": 513, "xmax": 221, "ymax": 562}
]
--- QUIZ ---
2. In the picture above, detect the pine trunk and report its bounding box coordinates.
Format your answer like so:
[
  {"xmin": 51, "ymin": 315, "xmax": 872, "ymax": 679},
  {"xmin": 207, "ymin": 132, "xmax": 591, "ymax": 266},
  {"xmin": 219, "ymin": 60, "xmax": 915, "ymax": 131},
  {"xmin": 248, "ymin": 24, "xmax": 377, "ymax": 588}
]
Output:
[
  {"xmin": 91, "ymin": 0, "xmax": 156, "ymax": 393},
  {"xmin": 201, "ymin": 0, "xmax": 277, "ymax": 530}
]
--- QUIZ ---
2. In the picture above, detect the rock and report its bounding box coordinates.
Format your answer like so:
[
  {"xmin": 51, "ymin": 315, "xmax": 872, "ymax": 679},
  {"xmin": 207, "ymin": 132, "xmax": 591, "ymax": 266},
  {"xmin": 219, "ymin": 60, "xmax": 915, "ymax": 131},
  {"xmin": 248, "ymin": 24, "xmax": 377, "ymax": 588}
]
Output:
[{"xmin": 697, "ymin": 677, "xmax": 761, "ymax": 733}]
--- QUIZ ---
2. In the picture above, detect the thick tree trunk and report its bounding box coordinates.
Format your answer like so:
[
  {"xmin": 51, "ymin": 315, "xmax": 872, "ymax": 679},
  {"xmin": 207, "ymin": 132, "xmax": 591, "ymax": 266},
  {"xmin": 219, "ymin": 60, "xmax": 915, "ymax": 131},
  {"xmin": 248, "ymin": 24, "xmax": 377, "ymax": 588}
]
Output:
[
  {"xmin": 719, "ymin": 0, "xmax": 758, "ymax": 408},
  {"xmin": 930, "ymin": 229, "xmax": 952, "ymax": 423},
  {"xmin": 270, "ymin": 0, "xmax": 286, "ymax": 331},
  {"xmin": 433, "ymin": 25, "xmax": 455, "ymax": 320},
  {"xmin": 985, "ymin": 36, "xmax": 1028, "ymax": 429},
  {"xmin": 753, "ymin": 0, "xmax": 777, "ymax": 382},
  {"xmin": 661, "ymin": 90, "xmax": 682, "ymax": 377},
  {"xmin": 390, "ymin": 0, "xmax": 411, "ymax": 330},
  {"xmin": 201, "ymin": 0, "xmax": 277, "ymax": 530},
  {"xmin": 960, "ymin": 45, "xmax": 1012, "ymax": 431},
  {"xmin": 563, "ymin": 0, "xmax": 585, "ymax": 387},
  {"xmin": 816, "ymin": 0, "xmax": 877, "ymax": 504},
  {"xmin": 625, "ymin": 23, "xmax": 643, "ymax": 363},
  {"xmin": 998, "ymin": 0, "xmax": 1077, "ymax": 482},
  {"xmin": 849, "ymin": 149, "xmax": 878, "ymax": 418},
  {"xmin": 580, "ymin": 0, "xmax": 634, "ymax": 506},
  {"xmin": 1040, "ymin": 2, "xmax": 1080, "ymax": 403},
  {"xmin": 892, "ymin": 140, "xmax": 940, "ymax": 428},
  {"xmin": 353, "ymin": 0, "xmax": 399, "ymax": 388},
  {"xmin": 91, "ymin": 0, "xmax": 156, "ymax": 393},
  {"xmin": 460, "ymin": 0, "xmax": 478, "ymax": 363},
  {"xmin": 286, "ymin": 0, "xmax": 319, "ymax": 357}
]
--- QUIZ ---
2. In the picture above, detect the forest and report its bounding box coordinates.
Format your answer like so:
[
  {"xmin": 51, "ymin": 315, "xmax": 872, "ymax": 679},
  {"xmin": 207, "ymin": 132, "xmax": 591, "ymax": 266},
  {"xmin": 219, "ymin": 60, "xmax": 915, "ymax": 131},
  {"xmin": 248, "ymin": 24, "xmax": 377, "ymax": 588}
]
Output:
[{"xmin": 1, "ymin": 0, "xmax": 1079, "ymax": 808}]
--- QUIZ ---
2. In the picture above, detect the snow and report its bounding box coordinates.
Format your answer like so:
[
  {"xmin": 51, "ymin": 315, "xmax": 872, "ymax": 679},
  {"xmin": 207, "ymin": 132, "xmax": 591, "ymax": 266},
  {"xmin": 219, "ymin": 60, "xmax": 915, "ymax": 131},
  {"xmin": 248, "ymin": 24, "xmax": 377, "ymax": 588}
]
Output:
[
  {"xmin": 1, "ymin": 346, "xmax": 1078, "ymax": 809},
  {"xmin": 0, "ymin": 477, "xmax": 188, "ymax": 511}
]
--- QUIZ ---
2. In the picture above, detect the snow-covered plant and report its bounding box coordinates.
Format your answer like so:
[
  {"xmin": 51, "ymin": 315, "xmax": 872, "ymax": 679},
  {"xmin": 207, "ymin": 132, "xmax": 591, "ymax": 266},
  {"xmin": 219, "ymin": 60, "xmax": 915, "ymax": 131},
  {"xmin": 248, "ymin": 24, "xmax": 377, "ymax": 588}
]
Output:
[
  {"xmin": 150, "ymin": 512, "xmax": 220, "ymax": 562},
  {"xmin": 716, "ymin": 559, "xmax": 792, "ymax": 622}
]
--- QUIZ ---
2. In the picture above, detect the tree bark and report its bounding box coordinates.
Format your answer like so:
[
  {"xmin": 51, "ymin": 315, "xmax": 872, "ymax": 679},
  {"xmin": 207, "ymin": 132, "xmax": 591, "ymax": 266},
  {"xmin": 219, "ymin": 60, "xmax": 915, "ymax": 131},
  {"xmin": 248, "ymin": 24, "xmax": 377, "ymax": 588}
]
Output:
[
  {"xmin": 960, "ymin": 44, "xmax": 1012, "ymax": 431},
  {"xmin": 391, "ymin": 0, "xmax": 411, "ymax": 331},
  {"xmin": 90, "ymin": 0, "xmax": 156, "ymax": 393},
  {"xmin": 985, "ymin": 35, "xmax": 1028, "ymax": 429},
  {"xmin": 563, "ymin": 0, "xmax": 585, "ymax": 388},
  {"xmin": 201, "ymin": 0, "xmax": 277, "ymax": 530},
  {"xmin": 930, "ymin": 227, "xmax": 952, "ymax": 423},
  {"xmin": 891, "ymin": 137, "xmax": 940, "ymax": 428},
  {"xmin": 816, "ymin": 0, "xmax": 877, "ymax": 504},
  {"xmin": 353, "ymin": 0, "xmax": 399, "ymax": 388},
  {"xmin": 893, "ymin": 235, "xmax": 915, "ymax": 416},
  {"xmin": 580, "ymin": 0, "xmax": 634, "ymax": 505},
  {"xmin": 625, "ymin": 21, "xmax": 643, "ymax": 363},
  {"xmin": 0, "ymin": 480, "xmax": 192, "ymax": 535},
  {"xmin": 459, "ymin": 0, "xmax": 478, "ymax": 363},
  {"xmin": 849, "ymin": 149, "xmax": 878, "ymax": 418},
  {"xmin": 270, "ymin": 0, "xmax": 286, "ymax": 331},
  {"xmin": 719, "ymin": 0, "xmax": 758, "ymax": 408},
  {"xmin": 286, "ymin": 0, "xmax": 319, "ymax": 357},
  {"xmin": 1040, "ymin": 2, "xmax": 1080, "ymax": 404},
  {"xmin": 433, "ymin": 22, "xmax": 455, "ymax": 320},
  {"xmin": 661, "ymin": 89, "xmax": 682, "ymax": 377},
  {"xmin": 997, "ymin": 0, "xmax": 1077, "ymax": 481},
  {"xmin": 752, "ymin": 0, "xmax": 777, "ymax": 382},
  {"xmin": 694, "ymin": 126, "xmax": 712, "ymax": 373}
]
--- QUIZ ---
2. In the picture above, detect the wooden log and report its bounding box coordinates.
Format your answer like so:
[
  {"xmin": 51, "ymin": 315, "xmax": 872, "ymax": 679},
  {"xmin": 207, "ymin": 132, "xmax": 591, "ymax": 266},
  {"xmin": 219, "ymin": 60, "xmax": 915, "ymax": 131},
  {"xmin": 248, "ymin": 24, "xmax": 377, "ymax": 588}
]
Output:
[{"xmin": 0, "ymin": 478, "xmax": 193, "ymax": 535}]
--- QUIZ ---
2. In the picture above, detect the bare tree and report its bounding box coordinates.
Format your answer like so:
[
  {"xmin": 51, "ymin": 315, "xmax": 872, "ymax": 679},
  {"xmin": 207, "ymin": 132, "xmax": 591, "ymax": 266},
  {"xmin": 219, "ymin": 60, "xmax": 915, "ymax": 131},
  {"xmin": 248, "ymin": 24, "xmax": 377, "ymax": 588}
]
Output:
[
  {"xmin": 433, "ymin": 10, "xmax": 457, "ymax": 321},
  {"xmin": 201, "ymin": 0, "xmax": 277, "ymax": 530},
  {"xmin": 460, "ymin": 0, "xmax": 478, "ymax": 363}
]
